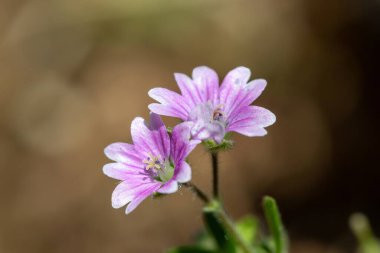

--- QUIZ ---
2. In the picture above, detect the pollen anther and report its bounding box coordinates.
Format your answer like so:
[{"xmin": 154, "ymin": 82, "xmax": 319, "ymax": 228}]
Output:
[{"xmin": 143, "ymin": 153, "xmax": 163, "ymax": 171}]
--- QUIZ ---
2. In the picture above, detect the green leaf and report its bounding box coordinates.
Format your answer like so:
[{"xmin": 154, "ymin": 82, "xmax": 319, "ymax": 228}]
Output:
[
  {"xmin": 263, "ymin": 196, "xmax": 288, "ymax": 253},
  {"xmin": 350, "ymin": 213, "xmax": 380, "ymax": 253},
  {"xmin": 236, "ymin": 215, "xmax": 259, "ymax": 245},
  {"xmin": 167, "ymin": 246, "xmax": 220, "ymax": 253},
  {"xmin": 196, "ymin": 231, "xmax": 217, "ymax": 250},
  {"xmin": 203, "ymin": 201, "xmax": 237, "ymax": 253},
  {"xmin": 253, "ymin": 245, "xmax": 272, "ymax": 253}
]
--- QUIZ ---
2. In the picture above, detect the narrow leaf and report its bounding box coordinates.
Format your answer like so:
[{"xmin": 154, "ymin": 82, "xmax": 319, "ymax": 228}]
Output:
[
  {"xmin": 350, "ymin": 213, "xmax": 380, "ymax": 253},
  {"xmin": 263, "ymin": 196, "xmax": 288, "ymax": 253}
]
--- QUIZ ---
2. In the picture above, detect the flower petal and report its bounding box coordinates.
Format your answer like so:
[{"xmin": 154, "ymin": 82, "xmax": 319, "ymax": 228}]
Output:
[
  {"xmin": 148, "ymin": 113, "xmax": 171, "ymax": 157},
  {"xmin": 225, "ymin": 79, "xmax": 267, "ymax": 119},
  {"xmin": 221, "ymin": 66, "xmax": 251, "ymax": 90},
  {"xmin": 157, "ymin": 180, "xmax": 178, "ymax": 194},
  {"xmin": 125, "ymin": 183, "xmax": 162, "ymax": 214},
  {"xmin": 111, "ymin": 180, "xmax": 160, "ymax": 209},
  {"xmin": 192, "ymin": 121, "xmax": 225, "ymax": 143},
  {"xmin": 192, "ymin": 66, "xmax": 219, "ymax": 105},
  {"xmin": 171, "ymin": 122, "xmax": 200, "ymax": 163},
  {"xmin": 148, "ymin": 103, "xmax": 187, "ymax": 121},
  {"xmin": 148, "ymin": 88, "xmax": 190, "ymax": 120},
  {"xmin": 174, "ymin": 161, "xmax": 191, "ymax": 183},
  {"xmin": 148, "ymin": 112, "xmax": 165, "ymax": 130},
  {"xmin": 175, "ymin": 66, "xmax": 219, "ymax": 107},
  {"xmin": 227, "ymin": 106, "xmax": 276, "ymax": 137},
  {"xmin": 174, "ymin": 73, "xmax": 199, "ymax": 108},
  {"xmin": 220, "ymin": 67, "xmax": 250, "ymax": 109},
  {"xmin": 220, "ymin": 67, "xmax": 267, "ymax": 118},
  {"xmin": 103, "ymin": 162, "xmax": 146, "ymax": 180},
  {"xmin": 131, "ymin": 115, "xmax": 170, "ymax": 159},
  {"xmin": 104, "ymin": 142, "xmax": 142, "ymax": 166},
  {"xmin": 246, "ymin": 79, "xmax": 267, "ymax": 104}
]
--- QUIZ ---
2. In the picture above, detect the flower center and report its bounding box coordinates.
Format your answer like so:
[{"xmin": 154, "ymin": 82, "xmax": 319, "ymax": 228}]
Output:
[
  {"xmin": 143, "ymin": 153, "xmax": 174, "ymax": 182},
  {"xmin": 212, "ymin": 105, "xmax": 225, "ymax": 122}
]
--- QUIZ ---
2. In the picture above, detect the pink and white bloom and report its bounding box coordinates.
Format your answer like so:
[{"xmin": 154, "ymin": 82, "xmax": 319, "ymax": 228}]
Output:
[
  {"xmin": 103, "ymin": 113, "xmax": 200, "ymax": 214},
  {"xmin": 148, "ymin": 66, "xmax": 276, "ymax": 143}
]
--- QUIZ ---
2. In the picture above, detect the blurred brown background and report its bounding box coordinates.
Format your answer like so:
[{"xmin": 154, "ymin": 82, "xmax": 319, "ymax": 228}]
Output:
[{"xmin": 0, "ymin": 0, "xmax": 379, "ymax": 252}]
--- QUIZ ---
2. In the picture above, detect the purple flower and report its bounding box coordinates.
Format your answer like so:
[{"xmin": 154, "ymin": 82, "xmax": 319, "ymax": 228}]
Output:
[
  {"xmin": 148, "ymin": 66, "xmax": 276, "ymax": 143},
  {"xmin": 103, "ymin": 113, "xmax": 200, "ymax": 214}
]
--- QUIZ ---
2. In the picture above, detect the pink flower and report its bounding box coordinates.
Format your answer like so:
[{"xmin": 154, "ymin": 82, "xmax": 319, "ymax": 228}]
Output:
[
  {"xmin": 148, "ymin": 66, "xmax": 276, "ymax": 143},
  {"xmin": 103, "ymin": 113, "xmax": 200, "ymax": 214}
]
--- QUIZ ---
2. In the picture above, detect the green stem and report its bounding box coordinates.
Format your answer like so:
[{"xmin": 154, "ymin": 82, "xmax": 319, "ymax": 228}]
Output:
[
  {"xmin": 183, "ymin": 182, "xmax": 210, "ymax": 204},
  {"xmin": 211, "ymin": 152, "xmax": 219, "ymax": 199},
  {"xmin": 208, "ymin": 201, "xmax": 255, "ymax": 253}
]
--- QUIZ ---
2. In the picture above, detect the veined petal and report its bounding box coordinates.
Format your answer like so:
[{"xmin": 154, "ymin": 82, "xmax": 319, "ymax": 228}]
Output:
[
  {"xmin": 225, "ymin": 79, "xmax": 267, "ymax": 119},
  {"xmin": 175, "ymin": 66, "xmax": 219, "ymax": 107},
  {"xmin": 227, "ymin": 106, "xmax": 276, "ymax": 137},
  {"xmin": 221, "ymin": 66, "xmax": 251, "ymax": 91},
  {"xmin": 131, "ymin": 115, "xmax": 170, "ymax": 159},
  {"xmin": 191, "ymin": 66, "xmax": 219, "ymax": 105},
  {"xmin": 174, "ymin": 73, "xmax": 201, "ymax": 108},
  {"xmin": 246, "ymin": 79, "xmax": 267, "ymax": 104},
  {"xmin": 104, "ymin": 142, "xmax": 142, "ymax": 166},
  {"xmin": 148, "ymin": 88, "xmax": 190, "ymax": 120},
  {"xmin": 174, "ymin": 161, "xmax": 191, "ymax": 183},
  {"xmin": 103, "ymin": 163, "xmax": 146, "ymax": 180},
  {"xmin": 111, "ymin": 180, "xmax": 160, "ymax": 209},
  {"xmin": 157, "ymin": 180, "xmax": 178, "ymax": 194},
  {"xmin": 220, "ymin": 67, "xmax": 250, "ymax": 110},
  {"xmin": 125, "ymin": 183, "xmax": 162, "ymax": 214},
  {"xmin": 148, "ymin": 113, "xmax": 171, "ymax": 158},
  {"xmin": 148, "ymin": 103, "xmax": 187, "ymax": 121},
  {"xmin": 171, "ymin": 122, "xmax": 200, "ymax": 163}
]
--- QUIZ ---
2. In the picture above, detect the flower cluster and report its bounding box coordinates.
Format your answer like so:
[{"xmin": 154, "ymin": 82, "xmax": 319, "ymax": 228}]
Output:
[{"xmin": 103, "ymin": 66, "xmax": 276, "ymax": 214}]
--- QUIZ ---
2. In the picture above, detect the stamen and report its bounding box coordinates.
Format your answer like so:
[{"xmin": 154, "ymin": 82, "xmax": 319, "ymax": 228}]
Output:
[
  {"xmin": 143, "ymin": 153, "xmax": 163, "ymax": 171},
  {"xmin": 142, "ymin": 154, "xmax": 175, "ymax": 182},
  {"xmin": 213, "ymin": 104, "xmax": 225, "ymax": 121}
]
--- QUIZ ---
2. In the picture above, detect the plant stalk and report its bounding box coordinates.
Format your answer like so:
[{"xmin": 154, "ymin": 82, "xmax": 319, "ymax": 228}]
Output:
[
  {"xmin": 213, "ymin": 204, "xmax": 254, "ymax": 253},
  {"xmin": 183, "ymin": 182, "xmax": 210, "ymax": 203},
  {"xmin": 211, "ymin": 152, "xmax": 219, "ymax": 199}
]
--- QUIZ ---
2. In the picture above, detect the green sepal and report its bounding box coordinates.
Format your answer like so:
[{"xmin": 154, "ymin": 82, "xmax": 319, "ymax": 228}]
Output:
[
  {"xmin": 203, "ymin": 139, "xmax": 233, "ymax": 153},
  {"xmin": 152, "ymin": 192, "xmax": 166, "ymax": 199}
]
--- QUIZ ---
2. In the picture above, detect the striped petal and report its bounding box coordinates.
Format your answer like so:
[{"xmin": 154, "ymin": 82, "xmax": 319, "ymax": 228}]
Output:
[
  {"xmin": 171, "ymin": 122, "xmax": 200, "ymax": 163},
  {"xmin": 103, "ymin": 162, "xmax": 146, "ymax": 180},
  {"xmin": 104, "ymin": 142, "xmax": 142, "ymax": 167},
  {"xmin": 227, "ymin": 106, "xmax": 276, "ymax": 137},
  {"xmin": 111, "ymin": 180, "xmax": 160, "ymax": 209},
  {"xmin": 175, "ymin": 66, "xmax": 219, "ymax": 108},
  {"xmin": 148, "ymin": 88, "xmax": 190, "ymax": 120},
  {"xmin": 131, "ymin": 114, "xmax": 170, "ymax": 159}
]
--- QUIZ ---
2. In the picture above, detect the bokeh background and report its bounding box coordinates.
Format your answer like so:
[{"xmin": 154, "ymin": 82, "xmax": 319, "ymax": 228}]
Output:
[{"xmin": 0, "ymin": 0, "xmax": 379, "ymax": 252}]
